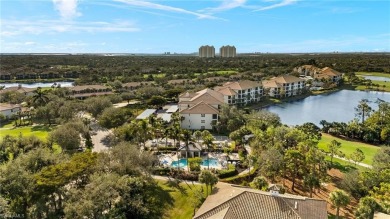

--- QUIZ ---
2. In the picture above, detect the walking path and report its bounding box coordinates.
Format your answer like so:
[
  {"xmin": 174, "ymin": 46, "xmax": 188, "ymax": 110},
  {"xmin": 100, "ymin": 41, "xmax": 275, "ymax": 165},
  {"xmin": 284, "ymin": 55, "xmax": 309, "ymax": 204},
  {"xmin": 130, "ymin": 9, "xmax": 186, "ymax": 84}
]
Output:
[
  {"xmin": 91, "ymin": 129, "xmax": 112, "ymax": 152},
  {"xmin": 152, "ymin": 175, "xmax": 201, "ymax": 185},
  {"xmin": 333, "ymin": 155, "xmax": 372, "ymax": 169}
]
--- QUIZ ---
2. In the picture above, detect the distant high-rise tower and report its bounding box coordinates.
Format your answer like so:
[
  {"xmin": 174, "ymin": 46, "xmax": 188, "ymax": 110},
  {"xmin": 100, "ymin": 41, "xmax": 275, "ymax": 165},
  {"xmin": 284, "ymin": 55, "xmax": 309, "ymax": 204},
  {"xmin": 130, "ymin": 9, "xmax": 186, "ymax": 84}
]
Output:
[
  {"xmin": 220, "ymin": 45, "xmax": 236, "ymax": 57},
  {"xmin": 199, "ymin": 45, "xmax": 215, "ymax": 58}
]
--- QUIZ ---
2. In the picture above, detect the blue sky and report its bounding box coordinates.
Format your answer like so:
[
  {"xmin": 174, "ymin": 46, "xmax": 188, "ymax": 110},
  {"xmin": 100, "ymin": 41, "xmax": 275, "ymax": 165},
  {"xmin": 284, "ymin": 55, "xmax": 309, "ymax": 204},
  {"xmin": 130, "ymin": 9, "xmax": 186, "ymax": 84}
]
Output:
[{"xmin": 1, "ymin": 0, "xmax": 389, "ymax": 53}]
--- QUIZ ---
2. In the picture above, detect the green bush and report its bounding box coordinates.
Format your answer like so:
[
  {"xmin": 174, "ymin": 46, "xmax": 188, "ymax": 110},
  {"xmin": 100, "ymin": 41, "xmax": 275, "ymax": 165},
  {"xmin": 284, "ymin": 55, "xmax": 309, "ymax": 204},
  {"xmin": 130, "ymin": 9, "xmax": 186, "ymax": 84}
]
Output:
[
  {"xmin": 152, "ymin": 167, "xmax": 171, "ymax": 176},
  {"xmin": 221, "ymin": 168, "xmax": 258, "ymax": 184},
  {"xmin": 157, "ymin": 147, "xmax": 177, "ymax": 152},
  {"xmin": 189, "ymin": 157, "xmax": 202, "ymax": 172},
  {"xmin": 217, "ymin": 164, "xmax": 238, "ymax": 179}
]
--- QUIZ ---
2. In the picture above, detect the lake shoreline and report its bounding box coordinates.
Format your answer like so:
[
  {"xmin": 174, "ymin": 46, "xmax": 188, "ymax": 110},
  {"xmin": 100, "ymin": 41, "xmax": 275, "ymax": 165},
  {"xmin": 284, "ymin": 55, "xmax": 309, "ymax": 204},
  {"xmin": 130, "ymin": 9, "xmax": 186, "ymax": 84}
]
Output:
[{"xmin": 262, "ymin": 89, "xmax": 390, "ymax": 126}]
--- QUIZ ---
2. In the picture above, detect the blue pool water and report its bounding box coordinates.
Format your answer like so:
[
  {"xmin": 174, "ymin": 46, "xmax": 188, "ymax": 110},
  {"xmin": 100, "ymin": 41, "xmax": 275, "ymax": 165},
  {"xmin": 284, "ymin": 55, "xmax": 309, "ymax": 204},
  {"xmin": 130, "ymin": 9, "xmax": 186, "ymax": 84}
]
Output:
[{"xmin": 171, "ymin": 158, "xmax": 219, "ymax": 168}]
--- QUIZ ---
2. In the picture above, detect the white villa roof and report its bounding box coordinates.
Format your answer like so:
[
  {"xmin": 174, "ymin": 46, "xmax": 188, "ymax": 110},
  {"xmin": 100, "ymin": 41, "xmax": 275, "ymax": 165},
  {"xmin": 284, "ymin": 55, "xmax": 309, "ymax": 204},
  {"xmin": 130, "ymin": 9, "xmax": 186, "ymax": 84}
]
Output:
[
  {"xmin": 157, "ymin": 113, "xmax": 172, "ymax": 122},
  {"xmin": 166, "ymin": 105, "xmax": 179, "ymax": 113},
  {"xmin": 136, "ymin": 109, "xmax": 156, "ymax": 120}
]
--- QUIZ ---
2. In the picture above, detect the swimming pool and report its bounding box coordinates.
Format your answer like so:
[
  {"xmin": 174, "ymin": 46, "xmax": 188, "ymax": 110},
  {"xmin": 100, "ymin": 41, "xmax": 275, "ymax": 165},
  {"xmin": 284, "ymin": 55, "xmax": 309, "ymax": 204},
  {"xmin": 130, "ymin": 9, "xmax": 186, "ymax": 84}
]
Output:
[{"xmin": 171, "ymin": 158, "xmax": 219, "ymax": 168}]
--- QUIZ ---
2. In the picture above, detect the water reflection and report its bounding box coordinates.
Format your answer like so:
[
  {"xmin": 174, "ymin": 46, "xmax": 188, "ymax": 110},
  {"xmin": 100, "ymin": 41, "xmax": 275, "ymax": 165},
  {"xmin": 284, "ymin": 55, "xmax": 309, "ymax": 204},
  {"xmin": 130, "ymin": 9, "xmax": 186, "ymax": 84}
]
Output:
[{"xmin": 264, "ymin": 90, "xmax": 390, "ymax": 126}]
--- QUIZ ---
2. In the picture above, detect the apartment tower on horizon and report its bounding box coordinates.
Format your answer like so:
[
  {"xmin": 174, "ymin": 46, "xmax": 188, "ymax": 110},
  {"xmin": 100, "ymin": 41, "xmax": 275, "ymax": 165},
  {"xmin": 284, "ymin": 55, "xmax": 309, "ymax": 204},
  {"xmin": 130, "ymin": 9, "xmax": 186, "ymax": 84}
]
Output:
[
  {"xmin": 220, "ymin": 45, "xmax": 236, "ymax": 57},
  {"xmin": 199, "ymin": 45, "xmax": 215, "ymax": 58}
]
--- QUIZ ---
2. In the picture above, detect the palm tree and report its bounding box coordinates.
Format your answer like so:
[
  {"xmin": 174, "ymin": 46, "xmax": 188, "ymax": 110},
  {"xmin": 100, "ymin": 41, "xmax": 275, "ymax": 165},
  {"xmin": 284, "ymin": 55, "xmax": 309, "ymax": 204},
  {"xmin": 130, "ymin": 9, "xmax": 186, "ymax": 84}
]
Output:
[
  {"xmin": 32, "ymin": 87, "xmax": 49, "ymax": 106},
  {"xmin": 194, "ymin": 130, "xmax": 202, "ymax": 143},
  {"xmin": 181, "ymin": 129, "xmax": 193, "ymax": 171},
  {"xmin": 329, "ymin": 189, "xmax": 350, "ymax": 219},
  {"xmin": 202, "ymin": 131, "xmax": 215, "ymax": 170}
]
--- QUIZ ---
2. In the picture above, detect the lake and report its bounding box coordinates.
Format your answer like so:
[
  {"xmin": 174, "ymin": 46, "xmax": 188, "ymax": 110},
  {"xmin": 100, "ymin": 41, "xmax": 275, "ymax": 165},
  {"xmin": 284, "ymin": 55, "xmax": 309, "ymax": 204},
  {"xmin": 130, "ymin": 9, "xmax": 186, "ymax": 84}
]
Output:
[
  {"xmin": 264, "ymin": 90, "xmax": 390, "ymax": 126},
  {"xmin": 0, "ymin": 81, "xmax": 74, "ymax": 88},
  {"xmin": 362, "ymin": 76, "xmax": 390, "ymax": 82}
]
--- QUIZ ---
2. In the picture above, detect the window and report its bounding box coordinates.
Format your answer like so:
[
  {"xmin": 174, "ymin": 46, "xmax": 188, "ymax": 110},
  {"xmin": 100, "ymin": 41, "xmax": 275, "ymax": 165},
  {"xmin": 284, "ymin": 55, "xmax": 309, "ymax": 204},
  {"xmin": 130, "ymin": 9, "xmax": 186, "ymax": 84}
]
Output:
[
  {"xmin": 201, "ymin": 126, "xmax": 205, "ymax": 130},
  {"xmin": 212, "ymin": 114, "xmax": 218, "ymax": 119},
  {"xmin": 201, "ymin": 114, "xmax": 205, "ymax": 117},
  {"xmin": 201, "ymin": 120, "xmax": 205, "ymax": 123}
]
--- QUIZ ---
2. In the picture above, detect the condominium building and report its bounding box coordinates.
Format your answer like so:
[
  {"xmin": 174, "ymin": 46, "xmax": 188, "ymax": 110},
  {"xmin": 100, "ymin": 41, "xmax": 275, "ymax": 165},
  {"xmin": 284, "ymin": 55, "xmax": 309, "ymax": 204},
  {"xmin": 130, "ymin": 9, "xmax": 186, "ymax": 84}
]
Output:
[
  {"xmin": 294, "ymin": 65, "xmax": 342, "ymax": 84},
  {"xmin": 219, "ymin": 45, "xmax": 236, "ymax": 57},
  {"xmin": 215, "ymin": 80, "xmax": 263, "ymax": 105},
  {"xmin": 199, "ymin": 45, "xmax": 215, "ymax": 58},
  {"xmin": 262, "ymin": 75, "xmax": 305, "ymax": 98},
  {"xmin": 178, "ymin": 80, "xmax": 263, "ymax": 130},
  {"xmin": 179, "ymin": 89, "xmax": 223, "ymax": 130}
]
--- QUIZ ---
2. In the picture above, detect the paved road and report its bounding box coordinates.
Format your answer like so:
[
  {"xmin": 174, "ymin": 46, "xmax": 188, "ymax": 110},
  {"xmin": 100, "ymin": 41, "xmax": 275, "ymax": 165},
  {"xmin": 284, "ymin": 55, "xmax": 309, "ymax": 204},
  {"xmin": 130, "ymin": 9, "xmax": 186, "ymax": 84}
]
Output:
[{"xmin": 91, "ymin": 129, "xmax": 112, "ymax": 152}]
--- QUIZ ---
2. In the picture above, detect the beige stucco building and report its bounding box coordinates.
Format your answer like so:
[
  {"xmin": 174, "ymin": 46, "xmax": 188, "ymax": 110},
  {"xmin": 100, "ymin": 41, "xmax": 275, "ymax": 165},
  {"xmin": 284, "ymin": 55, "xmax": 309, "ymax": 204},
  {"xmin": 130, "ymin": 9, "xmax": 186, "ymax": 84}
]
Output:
[
  {"xmin": 219, "ymin": 45, "xmax": 236, "ymax": 57},
  {"xmin": 262, "ymin": 75, "xmax": 305, "ymax": 98},
  {"xmin": 199, "ymin": 45, "xmax": 215, "ymax": 58},
  {"xmin": 179, "ymin": 80, "xmax": 263, "ymax": 130}
]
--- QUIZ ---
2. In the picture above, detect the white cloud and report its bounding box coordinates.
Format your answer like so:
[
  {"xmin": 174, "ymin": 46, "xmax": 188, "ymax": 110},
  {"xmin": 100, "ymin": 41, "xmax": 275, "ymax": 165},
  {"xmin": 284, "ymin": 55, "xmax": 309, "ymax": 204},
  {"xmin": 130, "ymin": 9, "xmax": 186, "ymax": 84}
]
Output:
[
  {"xmin": 202, "ymin": 0, "xmax": 247, "ymax": 13},
  {"xmin": 53, "ymin": 0, "xmax": 81, "ymax": 19},
  {"xmin": 254, "ymin": 0, "xmax": 297, "ymax": 11},
  {"xmin": 114, "ymin": 0, "xmax": 221, "ymax": 20},
  {"xmin": 0, "ymin": 19, "xmax": 140, "ymax": 37}
]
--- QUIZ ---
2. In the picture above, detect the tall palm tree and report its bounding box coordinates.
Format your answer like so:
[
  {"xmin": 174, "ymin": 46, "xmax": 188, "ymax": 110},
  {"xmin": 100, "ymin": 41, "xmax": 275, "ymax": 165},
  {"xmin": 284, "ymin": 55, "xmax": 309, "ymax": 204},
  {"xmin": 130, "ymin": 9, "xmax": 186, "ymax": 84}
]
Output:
[
  {"xmin": 194, "ymin": 130, "xmax": 202, "ymax": 143},
  {"xmin": 181, "ymin": 129, "xmax": 193, "ymax": 171},
  {"xmin": 202, "ymin": 131, "xmax": 215, "ymax": 170},
  {"xmin": 32, "ymin": 87, "xmax": 49, "ymax": 106}
]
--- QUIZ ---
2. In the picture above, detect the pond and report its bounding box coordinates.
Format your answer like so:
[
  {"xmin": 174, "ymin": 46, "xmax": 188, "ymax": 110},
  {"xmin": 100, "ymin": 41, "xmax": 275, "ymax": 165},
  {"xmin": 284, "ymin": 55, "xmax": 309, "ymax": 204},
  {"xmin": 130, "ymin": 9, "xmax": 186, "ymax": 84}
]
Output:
[
  {"xmin": 362, "ymin": 76, "xmax": 390, "ymax": 82},
  {"xmin": 264, "ymin": 90, "xmax": 390, "ymax": 126},
  {"xmin": 0, "ymin": 81, "xmax": 74, "ymax": 88}
]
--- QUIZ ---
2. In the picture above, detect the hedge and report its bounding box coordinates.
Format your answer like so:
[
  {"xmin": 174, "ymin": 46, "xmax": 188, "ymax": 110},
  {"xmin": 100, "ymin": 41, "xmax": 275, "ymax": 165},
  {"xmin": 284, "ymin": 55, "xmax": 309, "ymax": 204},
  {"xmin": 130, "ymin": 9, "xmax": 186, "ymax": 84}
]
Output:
[{"xmin": 217, "ymin": 165, "xmax": 238, "ymax": 179}]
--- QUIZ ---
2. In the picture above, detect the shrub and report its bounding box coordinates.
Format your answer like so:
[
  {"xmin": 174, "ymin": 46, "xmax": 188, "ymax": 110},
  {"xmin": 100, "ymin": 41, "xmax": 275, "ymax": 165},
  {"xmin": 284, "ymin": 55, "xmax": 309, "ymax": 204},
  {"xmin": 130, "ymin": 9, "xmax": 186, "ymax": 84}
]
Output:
[
  {"xmin": 157, "ymin": 147, "xmax": 177, "ymax": 152},
  {"xmin": 189, "ymin": 157, "xmax": 202, "ymax": 172},
  {"xmin": 152, "ymin": 167, "xmax": 171, "ymax": 176},
  {"xmin": 217, "ymin": 164, "xmax": 238, "ymax": 179}
]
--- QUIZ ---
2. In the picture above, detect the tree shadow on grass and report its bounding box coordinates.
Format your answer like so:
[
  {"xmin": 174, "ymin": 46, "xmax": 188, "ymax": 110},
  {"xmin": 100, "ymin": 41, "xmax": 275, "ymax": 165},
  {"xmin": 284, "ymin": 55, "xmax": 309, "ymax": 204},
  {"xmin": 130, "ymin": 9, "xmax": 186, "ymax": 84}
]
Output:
[
  {"xmin": 0, "ymin": 121, "xmax": 13, "ymax": 128},
  {"xmin": 165, "ymin": 179, "xmax": 188, "ymax": 195},
  {"xmin": 31, "ymin": 125, "xmax": 53, "ymax": 132},
  {"xmin": 331, "ymin": 161, "xmax": 357, "ymax": 173},
  {"xmin": 147, "ymin": 182, "xmax": 175, "ymax": 218}
]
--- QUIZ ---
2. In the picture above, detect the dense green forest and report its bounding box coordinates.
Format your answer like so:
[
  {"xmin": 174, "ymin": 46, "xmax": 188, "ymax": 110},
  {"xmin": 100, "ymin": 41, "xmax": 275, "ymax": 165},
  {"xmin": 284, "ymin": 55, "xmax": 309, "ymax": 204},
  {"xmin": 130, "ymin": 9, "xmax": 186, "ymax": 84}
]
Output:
[{"xmin": 1, "ymin": 53, "xmax": 389, "ymax": 84}]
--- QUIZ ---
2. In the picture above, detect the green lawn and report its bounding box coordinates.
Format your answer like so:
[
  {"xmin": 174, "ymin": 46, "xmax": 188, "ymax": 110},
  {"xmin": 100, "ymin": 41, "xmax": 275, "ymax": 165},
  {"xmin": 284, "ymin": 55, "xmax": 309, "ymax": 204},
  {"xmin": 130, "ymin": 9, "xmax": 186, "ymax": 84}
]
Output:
[
  {"xmin": 0, "ymin": 125, "xmax": 53, "ymax": 141},
  {"xmin": 143, "ymin": 73, "xmax": 166, "ymax": 78},
  {"xmin": 157, "ymin": 179, "xmax": 207, "ymax": 219},
  {"xmin": 194, "ymin": 70, "xmax": 237, "ymax": 77},
  {"xmin": 354, "ymin": 80, "xmax": 390, "ymax": 92},
  {"xmin": 324, "ymin": 156, "xmax": 367, "ymax": 172},
  {"xmin": 318, "ymin": 133, "xmax": 380, "ymax": 165},
  {"xmin": 355, "ymin": 72, "xmax": 390, "ymax": 78}
]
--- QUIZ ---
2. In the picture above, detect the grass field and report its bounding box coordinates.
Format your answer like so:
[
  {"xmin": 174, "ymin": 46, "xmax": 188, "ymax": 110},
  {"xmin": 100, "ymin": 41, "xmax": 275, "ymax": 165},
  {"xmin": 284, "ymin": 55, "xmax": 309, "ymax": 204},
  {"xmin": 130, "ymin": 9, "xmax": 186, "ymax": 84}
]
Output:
[
  {"xmin": 0, "ymin": 125, "xmax": 53, "ymax": 140},
  {"xmin": 355, "ymin": 72, "xmax": 390, "ymax": 78},
  {"xmin": 157, "ymin": 180, "xmax": 206, "ymax": 219},
  {"xmin": 194, "ymin": 70, "xmax": 237, "ymax": 77},
  {"xmin": 353, "ymin": 72, "xmax": 390, "ymax": 92},
  {"xmin": 324, "ymin": 156, "xmax": 367, "ymax": 172},
  {"xmin": 354, "ymin": 80, "xmax": 390, "ymax": 92},
  {"xmin": 318, "ymin": 133, "xmax": 380, "ymax": 165},
  {"xmin": 143, "ymin": 73, "xmax": 166, "ymax": 79}
]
